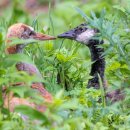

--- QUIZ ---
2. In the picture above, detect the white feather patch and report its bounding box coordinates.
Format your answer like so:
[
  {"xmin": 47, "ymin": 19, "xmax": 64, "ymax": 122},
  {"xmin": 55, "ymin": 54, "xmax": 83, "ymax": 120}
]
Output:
[
  {"xmin": 28, "ymin": 26, "xmax": 34, "ymax": 31},
  {"xmin": 76, "ymin": 29, "xmax": 96, "ymax": 44}
]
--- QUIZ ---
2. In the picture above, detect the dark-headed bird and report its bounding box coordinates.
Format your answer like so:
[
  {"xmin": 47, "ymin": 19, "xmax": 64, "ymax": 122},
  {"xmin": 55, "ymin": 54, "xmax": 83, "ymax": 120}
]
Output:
[{"xmin": 58, "ymin": 23, "xmax": 124, "ymax": 102}]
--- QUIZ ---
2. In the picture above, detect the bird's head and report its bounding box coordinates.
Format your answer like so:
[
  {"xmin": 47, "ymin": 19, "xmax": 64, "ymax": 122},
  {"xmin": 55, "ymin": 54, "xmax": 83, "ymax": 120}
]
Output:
[
  {"xmin": 58, "ymin": 23, "xmax": 99, "ymax": 45},
  {"xmin": 6, "ymin": 23, "xmax": 56, "ymax": 54}
]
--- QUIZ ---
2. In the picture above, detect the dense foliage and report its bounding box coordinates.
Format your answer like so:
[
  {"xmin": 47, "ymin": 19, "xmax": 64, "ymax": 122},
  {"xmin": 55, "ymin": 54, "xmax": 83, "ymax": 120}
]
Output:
[{"xmin": 0, "ymin": 0, "xmax": 130, "ymax": 129}]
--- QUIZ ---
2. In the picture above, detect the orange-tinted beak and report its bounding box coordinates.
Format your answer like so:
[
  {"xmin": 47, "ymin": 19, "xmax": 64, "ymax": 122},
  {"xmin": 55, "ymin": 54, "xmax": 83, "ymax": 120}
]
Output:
[{"xmin": 32, "ymin": 33, "xmax": 56, "ymax": 41}]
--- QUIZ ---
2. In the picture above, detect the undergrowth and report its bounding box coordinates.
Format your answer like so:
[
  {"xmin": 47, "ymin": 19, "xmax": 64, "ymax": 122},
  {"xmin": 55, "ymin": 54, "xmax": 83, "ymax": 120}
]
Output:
[{"xmin": 0, "ymin": 0, "xmax": 130, "ymax": 130}]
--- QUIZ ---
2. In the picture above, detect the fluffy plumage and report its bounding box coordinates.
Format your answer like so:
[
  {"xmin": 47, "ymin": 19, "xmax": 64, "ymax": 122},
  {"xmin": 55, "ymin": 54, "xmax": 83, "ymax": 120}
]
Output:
[{"xmin": 4, "ymin": 23, "xmax": 56, "ymax": 111}]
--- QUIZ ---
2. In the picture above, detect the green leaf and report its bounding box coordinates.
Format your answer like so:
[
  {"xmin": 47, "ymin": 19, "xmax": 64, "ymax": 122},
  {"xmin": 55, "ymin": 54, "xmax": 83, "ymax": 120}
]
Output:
[
  {"xmin": 9, "ymin": 86, "xmax": 28, "ymax": 98},
  {"xmin": 5, "ymin": 53, "xmax": 33, "ymax": 64},
  {"xmin": 113, "ymin": 5, "xmax": 126, "ymax": 13},
  {"xmin": 74, "ymin": 7, "xmax": 90, "ymax": 22},
  {"xmin": 0, "ymin": 33, "xmax": 3, "ymax": 45},
  {"xmin": 15, "ymin": 105, "xmax": 48, "ymax": 122}
]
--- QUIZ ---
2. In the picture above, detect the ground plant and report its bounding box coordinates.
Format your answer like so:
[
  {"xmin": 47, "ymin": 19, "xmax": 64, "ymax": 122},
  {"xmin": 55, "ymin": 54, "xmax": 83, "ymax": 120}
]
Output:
[{"xmin": 0, "ymin": 0, "xmax": 130, "ymax": 130}]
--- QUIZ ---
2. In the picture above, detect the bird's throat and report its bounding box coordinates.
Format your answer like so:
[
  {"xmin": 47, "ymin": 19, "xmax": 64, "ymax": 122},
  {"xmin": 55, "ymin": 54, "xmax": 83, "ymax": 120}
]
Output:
[
  {"xmin": 6, "ymin": 44, "xmax": 25, "ymax": 54},
  {"xmin": 87, "ymin": 40, "xmax": 105, "ymax": 89}
]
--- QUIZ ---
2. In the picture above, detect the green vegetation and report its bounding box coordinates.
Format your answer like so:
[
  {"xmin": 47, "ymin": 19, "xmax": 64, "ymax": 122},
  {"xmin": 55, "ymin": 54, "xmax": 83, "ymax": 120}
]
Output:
[{"xmin": 0, "ymin": 0, "xmax": 130, "ymax": 129}]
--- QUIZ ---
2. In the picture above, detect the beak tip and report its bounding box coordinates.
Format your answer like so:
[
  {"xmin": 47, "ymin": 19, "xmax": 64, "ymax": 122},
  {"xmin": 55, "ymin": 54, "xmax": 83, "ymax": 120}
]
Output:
[
  {"xmin": 34, "ymin": 33, "xmax": 56, "ymax": 41},
  {"xmin": 57, "ymin": 34, "xmax": 63, "ymax": 38},
  {"xmin": 48, "ymin": 36, "xmax": 57, "ymax": 40},
  {"xmin": 57, "ymin": 33, "xmax": 75, "ymax": 40}
]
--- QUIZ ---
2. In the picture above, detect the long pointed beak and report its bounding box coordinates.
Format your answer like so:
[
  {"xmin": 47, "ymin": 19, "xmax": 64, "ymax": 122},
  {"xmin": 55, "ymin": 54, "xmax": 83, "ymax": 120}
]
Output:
[
  {"xmin": 57, "ymin": 29, "xmax": 76, "ymax": 40},
  {"xmin": 33, "ymin": 33, "xmax": 56, "ymax": 41}
]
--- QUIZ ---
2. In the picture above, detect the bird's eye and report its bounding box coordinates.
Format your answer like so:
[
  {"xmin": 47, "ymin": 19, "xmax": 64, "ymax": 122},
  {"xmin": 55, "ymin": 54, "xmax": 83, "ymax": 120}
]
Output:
[
  {"xmin": 79, "ymin": 28, "xmax": 83, "ymax": 31},
  {"xmin": 75, "ymin": 28, "xmax": 83, "ymax": 33},
  {"xmin": 29, "ymin": 31, "xmax": 35, "ymax": 36}
]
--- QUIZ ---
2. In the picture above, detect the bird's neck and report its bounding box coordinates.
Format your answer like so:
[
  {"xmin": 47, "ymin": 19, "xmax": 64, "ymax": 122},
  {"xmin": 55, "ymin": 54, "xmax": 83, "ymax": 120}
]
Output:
[
  {"xmin": 7, "ymin": 45, "xmax": 27, "ymax": 71},
  {"xmin": 6, "ymin": 44, "xmax": 25, "ymax": 54},
  {"xmin": 15, "ymin": 44, "xmax": 24, "ymax": 53},
  {"xmin": 7, "ymin": 44, "xmax": 41, "ymax": 77},
  {"xmin": 87, "ymin": 40, "xmax": 105, "ymax": 89}
]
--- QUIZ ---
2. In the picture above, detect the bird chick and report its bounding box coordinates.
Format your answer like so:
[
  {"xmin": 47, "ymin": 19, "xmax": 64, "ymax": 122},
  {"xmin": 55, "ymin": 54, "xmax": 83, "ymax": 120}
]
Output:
[{"xmin": 4, "ymin": 23, "xmax": 56, "ymax": 112}]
